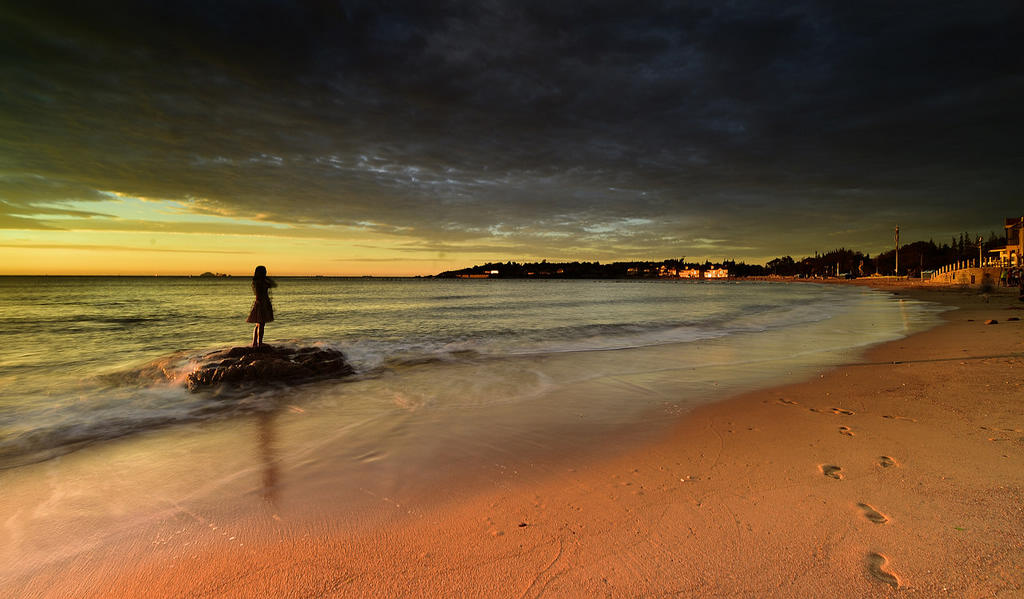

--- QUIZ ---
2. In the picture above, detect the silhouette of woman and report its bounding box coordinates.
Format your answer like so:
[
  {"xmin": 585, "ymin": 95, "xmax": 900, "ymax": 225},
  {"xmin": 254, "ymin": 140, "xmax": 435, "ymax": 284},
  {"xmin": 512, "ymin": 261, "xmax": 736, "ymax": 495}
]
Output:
[{"xmin": 246, "ymin": 265, "xmax": 276, "ymax": 347}]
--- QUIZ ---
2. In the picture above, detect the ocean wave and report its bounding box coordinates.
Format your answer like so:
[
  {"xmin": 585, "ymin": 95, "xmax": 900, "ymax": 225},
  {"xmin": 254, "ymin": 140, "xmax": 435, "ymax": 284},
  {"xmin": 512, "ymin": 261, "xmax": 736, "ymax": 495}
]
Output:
[
  {"xmin": 330, "ymin": 304, "xmax": 838, "ymax": 371},
  {"xmin": 0, "ymin": 280, "xmax": 931, "ymax": 470},
  {"xmin": 0, "ymin": 411, "xmax": 194, "ymax": 469},
  {"xmin": 0, "ymin": 375, "xmax": 289, "ymax": 470}
]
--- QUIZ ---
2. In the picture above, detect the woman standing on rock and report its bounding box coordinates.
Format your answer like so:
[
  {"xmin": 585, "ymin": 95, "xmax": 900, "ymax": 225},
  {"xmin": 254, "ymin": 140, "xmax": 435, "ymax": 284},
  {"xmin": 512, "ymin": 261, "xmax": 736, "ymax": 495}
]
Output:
[{"xmin": 246, "ymin": 265, "xmax": 276, "ymax": 347}]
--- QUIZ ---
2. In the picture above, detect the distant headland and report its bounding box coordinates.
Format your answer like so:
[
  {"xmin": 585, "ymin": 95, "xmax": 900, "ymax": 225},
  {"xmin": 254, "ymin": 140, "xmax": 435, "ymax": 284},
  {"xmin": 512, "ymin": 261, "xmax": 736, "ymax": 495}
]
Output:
[
  {"xmin": 435, "ymin": 228, "xmax": 1014, "ymax": 280},
  {"xmin": 437, "ymin": 259, "xmax": 729, "ymax": 279}
]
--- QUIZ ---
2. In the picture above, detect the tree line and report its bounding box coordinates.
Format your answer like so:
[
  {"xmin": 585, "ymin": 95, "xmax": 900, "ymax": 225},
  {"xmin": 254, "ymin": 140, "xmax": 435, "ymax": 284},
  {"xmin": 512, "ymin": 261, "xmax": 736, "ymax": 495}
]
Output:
[
  {"xmin": 754, "ymin": 231, "xmax": 1005, "ymax": 278},
  {"xmin": 436, "ymin": 231, "xmax": 1008, "ymax": 279}
]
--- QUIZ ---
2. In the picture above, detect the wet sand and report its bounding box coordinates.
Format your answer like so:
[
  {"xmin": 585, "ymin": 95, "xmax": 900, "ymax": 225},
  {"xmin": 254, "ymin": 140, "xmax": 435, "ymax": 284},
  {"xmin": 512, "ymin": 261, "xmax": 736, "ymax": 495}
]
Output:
[{"xmin": 5, "ymin": 283, "xmax": 1023, "ymax": 598}]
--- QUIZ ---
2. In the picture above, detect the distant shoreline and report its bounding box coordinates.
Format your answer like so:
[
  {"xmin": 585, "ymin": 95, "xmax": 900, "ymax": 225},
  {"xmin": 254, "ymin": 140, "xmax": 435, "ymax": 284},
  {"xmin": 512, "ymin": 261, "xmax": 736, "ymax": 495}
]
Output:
[{"xmin": 0, "ymin": 274, "xmax": 1006, "ymax": 292}]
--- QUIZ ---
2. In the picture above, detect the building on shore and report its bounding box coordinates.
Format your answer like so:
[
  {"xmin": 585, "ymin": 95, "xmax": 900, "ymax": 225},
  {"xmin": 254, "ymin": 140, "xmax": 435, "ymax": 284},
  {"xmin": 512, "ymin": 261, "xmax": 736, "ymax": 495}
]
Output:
[{"xmin": 988, "ymin": 217, "xmax": 1023, "ymax": 267}]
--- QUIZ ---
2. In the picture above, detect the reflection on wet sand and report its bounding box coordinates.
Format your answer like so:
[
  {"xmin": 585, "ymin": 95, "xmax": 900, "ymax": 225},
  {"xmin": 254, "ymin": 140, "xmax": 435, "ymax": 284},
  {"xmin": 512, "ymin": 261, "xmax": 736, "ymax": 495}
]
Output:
[{"xmin": 257, "ymin": 410, "xmax": 279, "ymax": 506}]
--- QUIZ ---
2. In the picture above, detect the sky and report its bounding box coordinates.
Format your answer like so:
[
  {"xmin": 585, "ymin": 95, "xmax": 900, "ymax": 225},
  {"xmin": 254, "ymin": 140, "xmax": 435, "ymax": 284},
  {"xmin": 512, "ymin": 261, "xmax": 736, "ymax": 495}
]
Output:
[{"xmin": 1, "ymin": 1, "xmax": 1022, "ymax": 275}]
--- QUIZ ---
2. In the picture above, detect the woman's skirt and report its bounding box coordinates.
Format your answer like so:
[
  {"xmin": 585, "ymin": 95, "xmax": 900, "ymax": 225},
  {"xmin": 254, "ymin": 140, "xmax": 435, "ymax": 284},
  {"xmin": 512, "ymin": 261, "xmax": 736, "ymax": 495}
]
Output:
[{"xmin": 246, "ymin": 299, "xmax": 274, "ymax": 323}]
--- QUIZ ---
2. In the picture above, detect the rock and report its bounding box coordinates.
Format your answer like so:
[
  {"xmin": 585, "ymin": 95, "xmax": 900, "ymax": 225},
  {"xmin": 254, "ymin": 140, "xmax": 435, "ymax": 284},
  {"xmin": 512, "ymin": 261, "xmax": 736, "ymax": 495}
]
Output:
[
  {"xmin": 186, "ymin": 345, "xmax": 354, "ymax": 392},
  {"xmin": 984, "ymin": 319, "xmax": 998, "ymax": 325}
]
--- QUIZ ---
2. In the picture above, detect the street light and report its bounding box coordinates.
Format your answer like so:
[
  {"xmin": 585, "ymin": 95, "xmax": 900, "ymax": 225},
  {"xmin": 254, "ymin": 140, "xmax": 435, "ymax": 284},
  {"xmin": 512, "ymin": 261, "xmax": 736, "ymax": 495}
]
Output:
[{"xmin": 894, "ymin": 225, "xmax": 900, "ymax": 276}]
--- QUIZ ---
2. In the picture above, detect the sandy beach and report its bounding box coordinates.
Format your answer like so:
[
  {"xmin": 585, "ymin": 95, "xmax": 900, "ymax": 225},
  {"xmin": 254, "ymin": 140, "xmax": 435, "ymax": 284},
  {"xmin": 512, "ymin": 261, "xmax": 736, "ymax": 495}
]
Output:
[{"xmin": 5, "ymin": 282, "xmax": 1023, "ymax": 598}]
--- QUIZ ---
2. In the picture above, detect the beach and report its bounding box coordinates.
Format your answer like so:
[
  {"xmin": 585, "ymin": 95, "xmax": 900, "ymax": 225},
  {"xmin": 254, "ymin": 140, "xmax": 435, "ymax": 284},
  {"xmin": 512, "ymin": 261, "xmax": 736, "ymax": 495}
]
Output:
[
  {"xmin": 2, "ymin": 282, "xmax": 1022, "ymax": 598},
  {"xmin": 6, "ymin": 2, "xmax": 1022, "ymax": 596}
]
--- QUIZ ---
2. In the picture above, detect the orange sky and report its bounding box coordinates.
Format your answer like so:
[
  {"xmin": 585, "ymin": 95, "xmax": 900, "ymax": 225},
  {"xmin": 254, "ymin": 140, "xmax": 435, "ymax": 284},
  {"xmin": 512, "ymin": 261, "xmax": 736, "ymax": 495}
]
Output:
[{"xmin": 1, "ymin": 197, "xmax": 483, "ymax": 276}]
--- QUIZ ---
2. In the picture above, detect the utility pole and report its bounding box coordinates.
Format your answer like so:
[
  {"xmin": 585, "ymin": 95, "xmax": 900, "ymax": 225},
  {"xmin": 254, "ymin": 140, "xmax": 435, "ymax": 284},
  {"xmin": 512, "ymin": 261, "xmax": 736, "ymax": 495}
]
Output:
[
  {"xmin": 894, "ymin": 225, "xmax": 900, "ymax": 276},
  {"xmin": 977, "ymin": 235, "xmax": 983, "ymax": 267}
]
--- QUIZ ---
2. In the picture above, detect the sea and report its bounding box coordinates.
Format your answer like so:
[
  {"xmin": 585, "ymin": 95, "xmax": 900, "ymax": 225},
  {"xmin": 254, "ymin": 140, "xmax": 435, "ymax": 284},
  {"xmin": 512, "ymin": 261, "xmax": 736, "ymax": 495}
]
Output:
[{"xmin": 0, "ymin": 276, "xmax": 946, "ymax": 478}]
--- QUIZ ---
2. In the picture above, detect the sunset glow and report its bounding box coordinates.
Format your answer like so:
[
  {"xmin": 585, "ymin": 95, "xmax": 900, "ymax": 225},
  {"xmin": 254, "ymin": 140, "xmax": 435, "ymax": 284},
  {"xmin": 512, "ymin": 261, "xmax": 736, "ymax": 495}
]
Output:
[
  {"xmin": 2, "ymin": 195, "xmax": 501, "ymax": 275},
  {"xmin": 2, "ymin": 4, "xmax": 1022, "ymax": 597}
]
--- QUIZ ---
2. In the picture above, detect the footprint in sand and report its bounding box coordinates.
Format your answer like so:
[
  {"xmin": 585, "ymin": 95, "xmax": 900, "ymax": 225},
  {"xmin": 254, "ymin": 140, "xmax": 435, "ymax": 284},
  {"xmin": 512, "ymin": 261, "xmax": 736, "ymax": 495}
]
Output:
[
  {"xmin": 980, "ymin": 426, "xmax": 1023, "ymax": 433},
  {"xmin": 820, "ymin": 464, "xmax": 844, "ymax": 480},
  {"xmin": 882, "ymin": 415, "xmax": 917, "ymax": 422},
  {"xmin": 857, "ymin": 503, "xmax": 889, "ymax": 524},
  {"xmin": 866, "ymin": 553, "xmax": 900, "ymax": 589},
  {"xmin": 831, "ymin": 407, "xmax": 855, "ymax": 416},
  {"xmin": 877, "ymin": 456, "xmax": 898, "ymax": 468},
  {"xmin": 777, "ymin": 398, "xmax": 799, "ymax": 406},
  {"xmin": 483, "ymin": 516, "xmax": 504, "ymax": 537},
  {"xmin": 838, "ymin": 426, "xmax": 854, "ymax": 437}
]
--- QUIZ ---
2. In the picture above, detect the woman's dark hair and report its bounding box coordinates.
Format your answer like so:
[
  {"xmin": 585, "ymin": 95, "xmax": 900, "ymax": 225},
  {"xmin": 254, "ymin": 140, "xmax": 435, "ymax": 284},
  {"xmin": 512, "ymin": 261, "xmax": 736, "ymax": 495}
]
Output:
[{"xmin": 253, "ymin": 265, "xmax": 267, "ymax": 279}]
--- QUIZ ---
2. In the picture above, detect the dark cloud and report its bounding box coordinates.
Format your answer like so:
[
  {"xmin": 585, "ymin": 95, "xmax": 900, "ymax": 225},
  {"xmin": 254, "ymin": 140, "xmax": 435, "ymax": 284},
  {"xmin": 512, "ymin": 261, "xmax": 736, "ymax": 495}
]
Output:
[{"xmin": 2, "ymin": 1, "xmax": 1022, "ymax": 260}]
